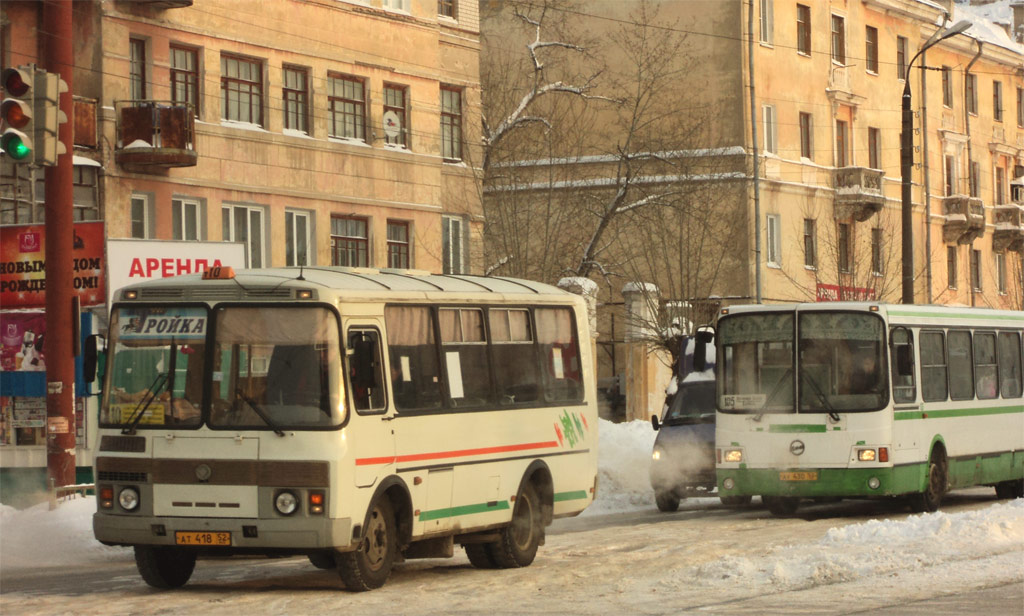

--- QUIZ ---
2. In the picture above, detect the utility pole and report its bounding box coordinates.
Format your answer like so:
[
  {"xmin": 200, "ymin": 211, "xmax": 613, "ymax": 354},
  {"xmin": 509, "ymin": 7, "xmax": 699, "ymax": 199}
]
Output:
[{"xmin": 43, "ymin": 0, "xmax": 76, "ymax": 487}]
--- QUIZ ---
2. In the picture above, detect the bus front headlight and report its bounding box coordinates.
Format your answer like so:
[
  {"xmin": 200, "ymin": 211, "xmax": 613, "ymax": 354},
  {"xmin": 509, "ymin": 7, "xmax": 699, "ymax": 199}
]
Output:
[
  {"xmin": 275, "ymin": 491, "xmax": 298, "ymax": 515},
  {"xmin": 652, "ymin": 447, "xmax": 663, "ymax": 462},
  {"xmin": 723, "ymin": 448, "xmax": 743, "ymax": 463},
  {"xmin": 118, "ymin": 487, "xmax": 140, "ymax": 511}
]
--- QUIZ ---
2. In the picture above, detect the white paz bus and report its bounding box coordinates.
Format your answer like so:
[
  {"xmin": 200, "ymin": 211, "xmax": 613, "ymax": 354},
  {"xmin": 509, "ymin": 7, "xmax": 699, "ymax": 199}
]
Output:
[
  {"xmin": 713, "ymin": 303, "xmax": 1023, "ymax": 516},
  {"xmin": 89, "ymin": 267, "xmax": 598, "ymax": 590}
]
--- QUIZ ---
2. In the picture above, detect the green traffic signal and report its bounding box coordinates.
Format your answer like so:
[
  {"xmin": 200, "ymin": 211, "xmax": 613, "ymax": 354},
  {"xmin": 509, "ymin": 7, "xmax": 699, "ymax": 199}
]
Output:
[{"xmin": 0, "ymin": 129, "xmax": 32, "ymax": 160}]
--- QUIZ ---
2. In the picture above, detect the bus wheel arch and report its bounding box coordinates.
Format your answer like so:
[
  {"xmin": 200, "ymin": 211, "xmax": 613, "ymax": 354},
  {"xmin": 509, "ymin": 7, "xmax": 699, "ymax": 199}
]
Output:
[
  {"xmin": 517, "ymin": 460, "xmax": 554, "ymax": 526},
  {"xmin": 363, "ymin": 475, "xmax": 413, "ymax": 548},
  {"xmin": 911, "ymin": 442, "xmax": 948, "ymax": 513}
]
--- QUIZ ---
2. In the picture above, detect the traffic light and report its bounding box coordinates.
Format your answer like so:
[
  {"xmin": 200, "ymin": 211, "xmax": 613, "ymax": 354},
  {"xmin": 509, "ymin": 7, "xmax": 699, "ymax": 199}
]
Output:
[
  {"xmin": 34, "ymin": 69, "xmax": 68, "ymax": 166},
  {"xmin": 1, "ymin": 66, "xmax": 34, "ymax": 163}
]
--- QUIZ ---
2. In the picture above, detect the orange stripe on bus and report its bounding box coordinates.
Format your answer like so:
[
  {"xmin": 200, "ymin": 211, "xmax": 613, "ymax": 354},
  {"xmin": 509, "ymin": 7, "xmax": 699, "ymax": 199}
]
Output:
[{"xmin": 355, "ymin": 440, "xmax": 559, "ymax": 466}]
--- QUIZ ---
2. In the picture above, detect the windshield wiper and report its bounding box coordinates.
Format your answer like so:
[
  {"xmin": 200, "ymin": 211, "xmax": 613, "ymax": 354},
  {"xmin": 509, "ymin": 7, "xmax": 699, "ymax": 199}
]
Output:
[
  {"xmin": 236, "ymin": 388, "xmax": 285, "ymax": 437},
  {"xmin": 761, "ymin": 367, "xmax": 793, "ymax": 411},
  {"xmin": 122, "ymin": 372, "xmax": 168, "ymax": 435},
  {"xmin": 800, "ymin": 371, "xmax": 837, "ymax": 414}
]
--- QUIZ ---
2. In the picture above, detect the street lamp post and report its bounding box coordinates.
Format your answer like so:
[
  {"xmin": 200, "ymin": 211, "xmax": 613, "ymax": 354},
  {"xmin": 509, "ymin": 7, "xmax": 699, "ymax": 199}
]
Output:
[{"xmin": 900, "ymin": 20, "xmax": 972, "ymax": 305}]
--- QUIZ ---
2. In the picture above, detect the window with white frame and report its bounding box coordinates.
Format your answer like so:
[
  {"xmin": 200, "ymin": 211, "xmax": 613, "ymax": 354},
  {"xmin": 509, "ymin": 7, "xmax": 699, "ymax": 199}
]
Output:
[
  {"xmin": 131, "ymin": 194, "xmax": 152, "ymax": 239},
  {"xmin": 331, "ymin": 216, "xmax": 369, "ymax": 267},
  {"xmin": 384, "ymin": 0, "xmax": 410, "ymax": 11},
  {"xmin": 172, "ymin": 197, "xmax": 203, "ymax": 241},
  {"xmin": 865, "ymin": 26, "xmax": 878, "ymax": 73},
  {"xmin": 223, "ymin": 204, "xmax": 265, "ymax": 268},
  {"xmin": 996, "ymin": 252, "xmax": 1007, "ymax": 294},
  {"xmin": 285, "ymin": 210, "xmax": 311, "ymax": 267},
  {"xmin": 896, "ymin": 36, "xmax": 907, "ymax": 80},
  {"xmin": 441, "ymin": 87, "xmax": 462, "ymax": 161},
  {"xmin": 766, "ymin": 213, "xmax": 781, "ymax": 266},
  {"xmin": 442, "ymin": 215, "xmax": 465, "ymax": 274},
  {"xmin": 762, "ymin": 105, "xmax": 777, "ymax": 154},
  {"xmin": 387, "ymin": 220, "xmax": 411, "ymax": 269},
  {"xmin": 383, "ymin": 84, "xmax": 408, "ymax": 147},
  {"xmin": 759, "ymin": 0, "xmax": 773, "ymax": 44},
  {"xmin": 831, "ymin": 15, "xmax": 845, "ymax": 64},
  {"xmin": 942, "ymin": 66, "xmax": 953, "ymax": 108}
]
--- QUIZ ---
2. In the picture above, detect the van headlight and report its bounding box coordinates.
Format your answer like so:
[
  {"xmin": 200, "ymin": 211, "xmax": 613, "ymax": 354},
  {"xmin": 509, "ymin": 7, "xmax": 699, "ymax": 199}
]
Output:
[
  {"xmin": 118, "ymin": 487, "xmax": 140, "ymax": 511},
  {"xmin": 275, "ymin": 491, "xmax": 298, "ymax": 515},
  {"xmin": 652, "ymin": 447, "xmax": 664, "ymax": 462}
]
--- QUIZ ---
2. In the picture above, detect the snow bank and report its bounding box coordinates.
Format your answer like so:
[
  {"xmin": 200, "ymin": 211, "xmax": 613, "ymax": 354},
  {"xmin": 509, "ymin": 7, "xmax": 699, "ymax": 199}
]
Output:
[
  {"xmin": 0, "ymin": 497, "xmax": 130, "ymax": 568},
  {"xmin": 583, "ymin": 419, "xmax": 656, "ymax": 516}
]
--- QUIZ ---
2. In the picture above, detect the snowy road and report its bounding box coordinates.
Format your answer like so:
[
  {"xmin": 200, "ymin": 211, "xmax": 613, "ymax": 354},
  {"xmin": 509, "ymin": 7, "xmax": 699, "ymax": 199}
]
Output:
[{"xmin": 2, "ymin": 488, "xmax": 1022, "ymax": 615}]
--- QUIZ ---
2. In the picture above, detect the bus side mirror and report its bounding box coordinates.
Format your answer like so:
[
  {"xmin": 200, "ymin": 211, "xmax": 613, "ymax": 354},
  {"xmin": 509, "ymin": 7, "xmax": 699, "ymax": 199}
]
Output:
[
  {"xmin": 351, "ymin": 337, "xmax": 379, "ymax": 390},
  {"xmin": 896, "ymin": 345, "xmax": 913, "ymax": 377},
  {"xmin": 693, "ymin": 328, "xmax": 714, "ymax": 372},
  {"xmin": 651, "ymin": 414, "xmax": 660, "ymax": 431},
  {"xmin": 83, "ymin": 334, "xmax": 105, "ymax": 395}
]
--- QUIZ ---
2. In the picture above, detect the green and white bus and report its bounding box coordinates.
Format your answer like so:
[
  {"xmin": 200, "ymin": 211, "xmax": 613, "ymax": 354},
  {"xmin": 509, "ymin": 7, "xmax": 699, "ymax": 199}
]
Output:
[
  {"xmin": 90, "ymin": 267, "xmax": 598, "ymax": 590},
  {"xmin": 713, "ymin": 302, "xmax": 1023, "ymax": 517}
]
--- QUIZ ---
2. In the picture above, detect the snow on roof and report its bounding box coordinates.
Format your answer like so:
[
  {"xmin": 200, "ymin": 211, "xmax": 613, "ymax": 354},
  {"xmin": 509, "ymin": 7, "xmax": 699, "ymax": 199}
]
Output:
[
  {"xmin": 558, "ymin": 277, "xmax": 598, "ymax": 295},
  {"xmin": 622, "ymin": 281, "xmax": 659, "ymax": 295},
  {"xmin": 952, "ymin": 0, "xmax": 1024, "ymax": 55}
]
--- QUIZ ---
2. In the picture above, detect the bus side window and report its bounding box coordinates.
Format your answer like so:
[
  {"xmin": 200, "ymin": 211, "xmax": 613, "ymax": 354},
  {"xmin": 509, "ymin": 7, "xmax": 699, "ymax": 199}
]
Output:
[
  {"xmin": 384, "ymin": 306, "xmax": 443, "ymax": 411},
  {"xmin": 973, "ymin": 332, "xmax": 998, "ymax": 400},
  {"xmin": 348, "ymin": 330, "xmax": 386, "ymax": 413},
  {"xmin": 998, "ymin": 332, "xmax": 1023, "ymax": 398},
  {"xmin": 890, "ymin": 327, "xmax": 916, "ymax": 403},
  {"xmin": 536, "ymin": 307, "xmax": 583, "ymax": 403},
  {"xmin": 920, "ymin": 331, "xmax": 948, "ymax": 402}
]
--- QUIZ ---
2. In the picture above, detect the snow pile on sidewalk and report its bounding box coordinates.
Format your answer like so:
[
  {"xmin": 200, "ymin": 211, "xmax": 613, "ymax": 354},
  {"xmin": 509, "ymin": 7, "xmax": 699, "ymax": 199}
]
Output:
[
  {"xmin": 0, "ymin": 497, "xmax": 130, "ymax": 568},
  {"xmin": 582, "ymin": 418, "xmax": 657, "ymax": 516}
]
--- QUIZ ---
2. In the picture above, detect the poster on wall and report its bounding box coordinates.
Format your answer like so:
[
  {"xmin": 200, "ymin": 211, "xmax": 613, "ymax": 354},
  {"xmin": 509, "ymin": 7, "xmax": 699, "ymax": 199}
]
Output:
[
  {"xmin": 106, "ymin": 239, "xmax": 246, "ymax": 307},
  {"xmin": 0, "ymin": 221, "xmax": 106, "ymax": 309},
  {"xmin": 0, "ymin": 396, "xmax": 85, "ymax": 447},
  {"xmin": 0, "ymin": 312, "xmax": 47, "ymax": 372}
]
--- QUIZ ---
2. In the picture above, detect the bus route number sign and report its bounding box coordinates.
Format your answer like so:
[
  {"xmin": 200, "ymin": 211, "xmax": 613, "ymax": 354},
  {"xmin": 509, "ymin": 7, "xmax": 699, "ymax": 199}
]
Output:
[{"xmin": 175, "ymin": 531, "xmax": 231, "ymax": 546}]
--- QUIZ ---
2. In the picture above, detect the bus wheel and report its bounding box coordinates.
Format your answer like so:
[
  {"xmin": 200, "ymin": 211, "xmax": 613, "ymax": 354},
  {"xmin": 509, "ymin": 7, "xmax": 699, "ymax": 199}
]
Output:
[
  {"xmin": 720, "ymin": 495, "xmax": 752, "ymax": 507},
  {"xmin": 490, "ymin": 482, "xmax": 542, "ymax": 568},
  {"xmin": 995, "ymin": 479, "xmax": 1024, "ymax": 500},
  {"xmin": 464, "ymin": 543, "xmax": 498, "ymax": 569},
  {"xmin": 763, "ymin": 496, "xmax": 799, "ymax": 517},
  {"xmin": 308, "ymin": 551, "xmax": 336, "ymax": 570},
  {"xmin": 134, "ymin": 545, "xmax": 196, "ymax": 589},
  {"xmin": 337, "ymin": 498, "xmax": 397, "ymax": 591},
  {"xmin": 655, "ymin": 491, "xmax": 680, "ymax": 512},
  {"xmin": 910, "ymin": 448, "xmax": 947, "ymax": 513}
]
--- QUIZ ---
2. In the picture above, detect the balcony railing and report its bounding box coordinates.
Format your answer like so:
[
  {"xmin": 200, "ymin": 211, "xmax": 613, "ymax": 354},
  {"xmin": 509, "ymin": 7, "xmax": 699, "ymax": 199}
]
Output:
[
  {"xmin": 941, "ymin": 195, "xmax": 986, "ymax": 244},
  {"xmin": 833, "ymin": 166, "xmax": 884, "ymax": 221},
  {"xmin": 114, "ymin": 100, "xmax": 197, "ymax": 169},
  {"xmin": 992, "ymin": 204, "xmax": 1024, "ymax": 253}
]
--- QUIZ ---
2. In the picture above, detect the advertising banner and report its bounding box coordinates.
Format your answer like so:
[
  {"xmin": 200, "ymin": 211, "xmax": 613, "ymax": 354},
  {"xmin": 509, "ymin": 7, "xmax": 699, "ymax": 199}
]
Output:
[
  {"xmin": 0, "ymin": 221, "xmax": 106, "ymax": 309},
  {"xmin": 0, "ymin": 312, "xmax": 47, "ymax": 372},
  {"xmin": 106, "ymin": 239, "xmax": 246, "ymax": 306}
]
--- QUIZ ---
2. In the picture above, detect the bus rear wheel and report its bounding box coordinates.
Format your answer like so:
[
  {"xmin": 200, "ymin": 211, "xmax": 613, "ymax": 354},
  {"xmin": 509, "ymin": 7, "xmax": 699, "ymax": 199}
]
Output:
[
  {"xmin": 655, "ymin": 491, "xmax": 680, "ymax": 512},
  {"xmin": 134, "ymin": 545, "xmax": 196, "ymax": 589},
  {"xmin": 995, "ymin": 479, "xmax": 1024, "ymax": 500},
  {"xmin": 720, "ymin": 495, "xmax": 752, "ymax": 507},
  {"xmin": 763, "ymin": 495, "xmax": 799, "ymax": 517},
  {"xmin": 308, "ymin": 551, "xmax": 336, "ymax": 570},
  {"xmin": 490, "ymin": 482, "xmax": 542, "ymax": 568},
  {"xmin": 337, "ymin": 498, "xmax": 397, "ymax": 591},
  {"xmin": 464, "ymin": 543, "xmax": 498, "ymax": 569},
  {"xmin": 910, "ymin": 448, "xmax": 947, "ymax": 513}
]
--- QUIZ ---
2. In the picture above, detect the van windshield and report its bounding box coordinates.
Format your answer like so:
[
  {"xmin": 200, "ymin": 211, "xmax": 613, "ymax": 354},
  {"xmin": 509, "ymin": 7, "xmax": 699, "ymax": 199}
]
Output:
[{"xmin": 663, "ymin": 380, "xmax": 716, "ymax": 425}]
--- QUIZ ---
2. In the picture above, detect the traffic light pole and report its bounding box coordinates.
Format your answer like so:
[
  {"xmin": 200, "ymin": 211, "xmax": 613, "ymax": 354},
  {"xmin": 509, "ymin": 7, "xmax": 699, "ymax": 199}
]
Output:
[{"xmin": 43, "ymin": 0, "xmax": 75, "ymax": 488}]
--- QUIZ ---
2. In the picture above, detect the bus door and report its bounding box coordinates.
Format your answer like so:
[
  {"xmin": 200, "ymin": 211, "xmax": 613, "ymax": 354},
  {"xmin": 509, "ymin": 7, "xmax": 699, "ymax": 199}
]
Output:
[{"xmin": 345, "ymin": 322, "xmax": 393, "ymax": 488}]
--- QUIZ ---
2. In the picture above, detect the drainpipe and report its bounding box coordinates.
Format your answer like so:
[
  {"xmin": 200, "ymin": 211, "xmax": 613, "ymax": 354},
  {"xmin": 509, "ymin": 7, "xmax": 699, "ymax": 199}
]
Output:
[
  {"xmin": 748, "ymin": 0, "xmax": 762, "ymax": 303},
  {"xmin": 965, "ymin": 40, "xmax": 984, "ymax": 307}
]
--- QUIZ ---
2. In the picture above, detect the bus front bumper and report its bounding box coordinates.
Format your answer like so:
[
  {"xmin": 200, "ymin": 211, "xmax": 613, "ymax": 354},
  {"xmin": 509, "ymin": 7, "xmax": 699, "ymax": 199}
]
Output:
[
  {"xmin": 93, "ymin": 513, "xmax": 354, "ymax": 551},
  {"xmin": 717, "ymin": 464, "xmax": 925, "ymax": 499}
]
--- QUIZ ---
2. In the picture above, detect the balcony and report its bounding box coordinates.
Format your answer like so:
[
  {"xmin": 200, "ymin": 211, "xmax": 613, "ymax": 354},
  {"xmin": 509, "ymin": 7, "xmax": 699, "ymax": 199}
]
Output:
[
  {"xmin": 941, "ymin": 195, "xmax": 986, "ymax": 244},
  {"xmin": 992, "ymin": 204, "xmax": 1024, "ymax": 252},
  {"xmin": 826, "ymin": 65, "xmax": 865, "ymax": 107},
  {"xmin": 833, "ymin": 167, "xmax": 884, "ymax": 221},
  {"xmin": 114, "ymin": 101, "xmax": 197, "ymax": 170}
]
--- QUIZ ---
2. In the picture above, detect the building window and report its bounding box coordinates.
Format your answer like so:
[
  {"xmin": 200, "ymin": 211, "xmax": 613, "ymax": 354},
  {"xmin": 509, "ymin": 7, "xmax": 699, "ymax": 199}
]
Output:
[
  {"xmin": 328, "ymin": 74, "xmax": 366, "ymax": 141},
  {"xmin": 442, "ymin": 215, "xmax": 465, "ymax": 274},
  {"xmin": 838, "ymin": 222, "xmax": 851, "ymax": 273},
  {"xmin": 221, "ymin": 54, "xmax": 263, "ymax": 126},
  {"xmin": 970, "ymin": 161, "xmax": 980, "ymax": 198},
  {"xmin": 896, "ymin": 36, "xmax": 907, "ymax": 80},
  {"xmin": 830, "ymin": 15, "xmax": 845, "ymax": 64},
  {"xmin": 766, "ymin": 213, "xmax": 781, "ymax": 266},
  {"xmin": 383, "ymin": 84, "xmax": 408, "ymax": 147},
  {"xmin": 868, "ymin": 127, "xmax": 881, "ymax": 170},
  {"xmin": 438, "ymin": 0, "xmax": 455, "ymax": 18},
  {"xmin": 331, "ymin": 216, "xmax": 369, "ymax": 267},
  {"xmin": 172, "ymin": 198, "xmax": 203, "ymax": 241},
  {"xmin": 803, "ymin": 218, "xmax": 816, "ymax": 268},
  {"xmin": 441, "ymin": 87, "xmax": 462, "ymax": 161},
  {"xmin": 131, "ymin": 194, "xmax": 151, "ymax": 239},
  {"xmin": 996, "ymin": 166, "xmax": 1006, "ymax": 204},
  {"xmin": 170, "ymin": 45, "xmax": 199, "ymax": 115},
  {"xmin": 967, "ymin": 73, "xmax": 977, "ymax": 115},
  {"xmin": 994, "ymin": 80, "xmax": 1003, "ymax": 122},
  {"xmin": 865, "ymin": 26, "xmax": 878, "ymax": 73},
  {"xmin": 285, "ymin": 210, "xmax": 311, "ymax": 267},
  {"xmin": 947, "ymin": 246, "xmax": 957, "ymax": 289},
  {"xmin": 799, "ymin": 112, "xmax": 813, "ymax": 159},
  {"xmin": 386, "ymin": 220, "xmax": 411, "ymax": 269},
  {"xmin": 796, "ymin": 5, "xmax": 811, "ymax": 56},
  {"xmin": 944, "ymin": 155, "xmax": 956, "ymax": 197},
  {"xmin": 762, "ymin": 104, "xmax": 776, "ymax": 154},
  {"xmin": 970, "ymin": 249, "xmax": 982, "ymax": 291},
  {"xmin": 759, "ymin": 0, "xmax": 773, "ymax": 44},
  {"xmin": 942, "ymin": 66, "xmax": 953, "ymax": 108},
  {"xmin": 283, "ymin": 66, "xmax": 309, "ymax": 134},
  {"xmin": 384, "ymin": 0, "xmax": 410, "ymax": 10},
  {"xmin": 222, "ymin": 204, "xmax": 265, "ymax": 268},
  {"xmin": 871, "ymin": 227, "xmax": 883, "ymax": 275},
  {"xmin": 835, "ymin": 119, "xmax": 848, "ymax": 167},
  {"xmin": 72, "ymin": 166, "xmax": 100, "ymax": 221},
  {"xmin": 1018, "ymin": 87, "xmax": 1024, "ymax": 128},
  {"xmin": 130, "ymin": 38, "xmax": 146, "ymax": 100},
  {"xmin": 996, "ymin": 252, "xmax": 1007, "ymax": 294}
]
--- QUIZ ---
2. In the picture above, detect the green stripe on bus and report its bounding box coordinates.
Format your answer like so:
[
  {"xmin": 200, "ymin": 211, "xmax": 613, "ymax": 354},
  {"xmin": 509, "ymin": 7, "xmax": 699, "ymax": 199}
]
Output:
[
  {"xmin": 768, "ymin": 424, "xmax": 827, "ymax": 433},
  {"xmin": 895, "ymin": 405, "xmax": 1024, "ymax": 420},
  {"xmin": 885, "ymin": 309, "xmax": 1024, "ymax": 322},
  {"xmin": 553, "ymin": 490, "xmax": 588, "ymax": 503},
  {"xmin": 419, "ymin": 500, "xmax": 510, "ymax": 522}
]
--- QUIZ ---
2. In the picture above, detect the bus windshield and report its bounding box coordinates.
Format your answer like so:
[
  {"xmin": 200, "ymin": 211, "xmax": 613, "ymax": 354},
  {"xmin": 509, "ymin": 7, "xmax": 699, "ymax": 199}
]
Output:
[
  {"xmin": 719, "ymin": 310, "xmax": 887, "ymax": 414},
  {"xmin": 209, "ymin": 306, "xmax": 343, "ymax": 430},
  {"xmin": 102, "ymin": 306, "xmax": 208, "ymax": 429}
]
